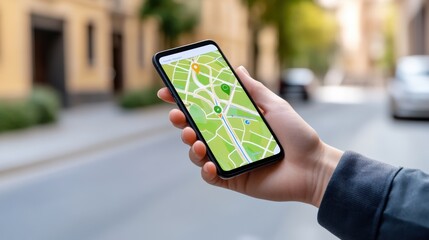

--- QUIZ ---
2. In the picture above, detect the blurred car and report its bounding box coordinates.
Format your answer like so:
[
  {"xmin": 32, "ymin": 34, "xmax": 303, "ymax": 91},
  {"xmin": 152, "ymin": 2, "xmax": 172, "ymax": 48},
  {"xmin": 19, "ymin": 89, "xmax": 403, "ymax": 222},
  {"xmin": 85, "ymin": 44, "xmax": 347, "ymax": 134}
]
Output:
[
  {"xmin": 279, "ymin": 68, "xmax": 316, "ymax": 101},
  {"xmin": 389, "ymin": 56, "xmax": 429, "ymax": 118}
]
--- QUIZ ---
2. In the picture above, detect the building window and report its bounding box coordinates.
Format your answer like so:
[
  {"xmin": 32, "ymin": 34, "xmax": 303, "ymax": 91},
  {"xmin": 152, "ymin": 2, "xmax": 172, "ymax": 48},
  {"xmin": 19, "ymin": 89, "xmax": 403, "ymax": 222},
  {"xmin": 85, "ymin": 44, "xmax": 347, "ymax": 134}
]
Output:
[
  {"xmin": 87, "ymin": 23, "xmax": 95, "ymax": 66},
  {"xmin": 138, "ymin": 22, "xmax": 144, "ymax": 68}
]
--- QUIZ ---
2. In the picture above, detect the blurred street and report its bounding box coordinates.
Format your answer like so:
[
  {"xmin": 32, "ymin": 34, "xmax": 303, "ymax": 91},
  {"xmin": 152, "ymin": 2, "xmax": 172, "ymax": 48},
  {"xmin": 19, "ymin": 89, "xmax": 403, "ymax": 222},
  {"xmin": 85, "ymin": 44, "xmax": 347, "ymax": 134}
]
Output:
[{"xmin": 0, "ymin": 89, "xmax": 428, "ymax": 240}]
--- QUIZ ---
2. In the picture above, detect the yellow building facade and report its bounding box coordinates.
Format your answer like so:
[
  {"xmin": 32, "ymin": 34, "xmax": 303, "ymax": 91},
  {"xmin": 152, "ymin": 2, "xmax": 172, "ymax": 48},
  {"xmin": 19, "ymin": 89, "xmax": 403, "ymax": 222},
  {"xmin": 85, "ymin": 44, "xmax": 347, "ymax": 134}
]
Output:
[
  {"xmin": 0, "ymin": 0, "xmax": 158, "ymax": 106},
  {"xmin": 0, "ymin": 0, "xmax": 279, "ymax": 106}
]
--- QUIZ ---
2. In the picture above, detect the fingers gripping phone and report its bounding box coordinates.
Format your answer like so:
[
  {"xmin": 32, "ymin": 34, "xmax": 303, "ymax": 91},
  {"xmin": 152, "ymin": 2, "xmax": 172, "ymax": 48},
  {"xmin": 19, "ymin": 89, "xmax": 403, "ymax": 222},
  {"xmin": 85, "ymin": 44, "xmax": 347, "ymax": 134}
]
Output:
[{"xmin": 153, "ymin": 40, "xmax": 284, "ymax": 178}]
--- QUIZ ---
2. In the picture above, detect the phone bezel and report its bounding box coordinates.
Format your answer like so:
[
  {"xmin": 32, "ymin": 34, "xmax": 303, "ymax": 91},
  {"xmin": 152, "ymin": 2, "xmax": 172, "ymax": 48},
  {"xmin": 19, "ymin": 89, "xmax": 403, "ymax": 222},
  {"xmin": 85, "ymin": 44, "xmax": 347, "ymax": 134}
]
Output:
[{"xmin": 153, "ymin": 39, "xmax": 284, "ymax": 178}]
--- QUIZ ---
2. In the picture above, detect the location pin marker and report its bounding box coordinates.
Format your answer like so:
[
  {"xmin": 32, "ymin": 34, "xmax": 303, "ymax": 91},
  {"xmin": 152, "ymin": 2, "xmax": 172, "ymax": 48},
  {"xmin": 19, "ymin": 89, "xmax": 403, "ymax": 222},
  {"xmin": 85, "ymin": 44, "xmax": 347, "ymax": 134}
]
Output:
[
  {"xmin": 191, "ymin": 63, "xmax": 200, "ymax": 74},
  {"xmin": 221, "ymin": 84, "xmax": 231, "ymax": 95},
  {"xmin": 214, "ymin": 106, "xmax": 222, "ymax": 113}
]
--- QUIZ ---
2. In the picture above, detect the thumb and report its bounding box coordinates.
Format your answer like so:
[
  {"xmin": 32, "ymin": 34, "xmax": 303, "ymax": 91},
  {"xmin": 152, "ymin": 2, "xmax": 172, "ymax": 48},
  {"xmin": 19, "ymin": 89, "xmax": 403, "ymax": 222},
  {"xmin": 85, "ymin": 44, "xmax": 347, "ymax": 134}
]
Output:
[{"xmin": 235, "ymin": 66, "xmax": 281, "ymax": 111}]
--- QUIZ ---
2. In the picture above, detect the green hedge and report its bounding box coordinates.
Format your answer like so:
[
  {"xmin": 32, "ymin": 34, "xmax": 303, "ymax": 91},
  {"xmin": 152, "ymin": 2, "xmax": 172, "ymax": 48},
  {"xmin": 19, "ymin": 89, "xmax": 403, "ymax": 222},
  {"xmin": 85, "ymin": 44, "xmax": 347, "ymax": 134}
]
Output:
[
  {"xmin": 30, "ymin": 86, "xmax": 60, "ymax": 124},
  {"xmin": 0, "ymin": 101, "xmax": 36, "ymax": 132},
  {"xmin": 118, "ymin": 87, "xmax": 162, "ymax": 109},
  {"xmin": 0, "ymin": 87, "xmax": 60, "ymax": 133}
]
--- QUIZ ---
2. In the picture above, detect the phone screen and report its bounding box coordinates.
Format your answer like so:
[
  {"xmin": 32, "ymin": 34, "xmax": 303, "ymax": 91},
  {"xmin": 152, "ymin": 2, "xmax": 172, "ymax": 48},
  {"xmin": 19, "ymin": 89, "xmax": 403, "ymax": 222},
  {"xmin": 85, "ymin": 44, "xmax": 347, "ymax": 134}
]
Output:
[{"xmin": 156, "ymin": 42, "xmax": 282, "ymax": 175}]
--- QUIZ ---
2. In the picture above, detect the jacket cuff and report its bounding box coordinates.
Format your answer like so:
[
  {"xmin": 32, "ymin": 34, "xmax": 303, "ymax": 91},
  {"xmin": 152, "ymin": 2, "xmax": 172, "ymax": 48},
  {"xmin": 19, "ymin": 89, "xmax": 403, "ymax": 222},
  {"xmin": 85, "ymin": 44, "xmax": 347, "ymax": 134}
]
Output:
[{"xmin": 317, "ymin": 151, "xmax": 400, "ymax": 240}]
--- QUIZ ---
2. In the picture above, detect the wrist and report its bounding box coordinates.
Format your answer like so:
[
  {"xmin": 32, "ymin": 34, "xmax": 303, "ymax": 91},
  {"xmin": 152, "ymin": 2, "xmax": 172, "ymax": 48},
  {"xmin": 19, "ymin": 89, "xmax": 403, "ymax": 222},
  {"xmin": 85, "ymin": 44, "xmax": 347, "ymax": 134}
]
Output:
[{"xmin": 311, "ymin": 142, "xmax": 343, "ymax": 207}]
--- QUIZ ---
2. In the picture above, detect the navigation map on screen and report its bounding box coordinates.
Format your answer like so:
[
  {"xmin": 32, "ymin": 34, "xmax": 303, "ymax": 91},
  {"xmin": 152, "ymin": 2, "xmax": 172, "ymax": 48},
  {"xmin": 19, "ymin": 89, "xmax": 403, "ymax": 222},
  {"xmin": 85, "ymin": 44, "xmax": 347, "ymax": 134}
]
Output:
[{"xmin": 161, "ymin": 45, "xmax": 280, "ymax": 171}]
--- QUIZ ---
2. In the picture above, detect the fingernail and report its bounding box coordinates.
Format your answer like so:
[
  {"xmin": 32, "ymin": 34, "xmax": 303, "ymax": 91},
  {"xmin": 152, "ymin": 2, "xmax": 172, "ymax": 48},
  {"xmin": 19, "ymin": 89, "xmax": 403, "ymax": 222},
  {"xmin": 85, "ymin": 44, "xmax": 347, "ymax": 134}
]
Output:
[
  {"xmin": 203, "ymin": 163, "xmax": 210, "ymax": 173},
  {"xmin": 239, "ymin": 66, "xmax": 250, "ymax": 76},
  {"xmin": 193, "ymin": 144, "xmax": 202, "ymax": 159}
]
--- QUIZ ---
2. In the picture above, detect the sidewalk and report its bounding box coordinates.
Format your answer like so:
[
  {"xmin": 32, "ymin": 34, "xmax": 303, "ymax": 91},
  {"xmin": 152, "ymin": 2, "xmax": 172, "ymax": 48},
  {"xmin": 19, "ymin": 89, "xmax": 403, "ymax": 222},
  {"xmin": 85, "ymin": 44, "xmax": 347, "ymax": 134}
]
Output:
[
  {"xmin": 0, "ymin": 103, "xmax": 174, "ymax": 173},
  {"xmin": 313, "ymin": 86, "xmax": 386, "ymax": 104}
]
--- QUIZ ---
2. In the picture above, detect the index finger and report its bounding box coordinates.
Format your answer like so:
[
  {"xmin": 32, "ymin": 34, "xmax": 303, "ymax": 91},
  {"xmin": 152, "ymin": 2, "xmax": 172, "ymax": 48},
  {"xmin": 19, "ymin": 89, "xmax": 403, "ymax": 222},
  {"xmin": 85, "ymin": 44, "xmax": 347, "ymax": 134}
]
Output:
[{"xmin": 157, "ymin": 87, "xmax": 175, "ymax": 104}]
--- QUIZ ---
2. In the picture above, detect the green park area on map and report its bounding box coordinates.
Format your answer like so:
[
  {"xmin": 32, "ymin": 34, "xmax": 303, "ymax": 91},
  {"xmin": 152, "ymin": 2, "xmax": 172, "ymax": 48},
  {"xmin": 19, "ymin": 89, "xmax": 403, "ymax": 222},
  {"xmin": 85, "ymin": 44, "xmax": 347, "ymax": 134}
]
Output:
[{"xmin": 162, "ymin": 50, "xmax": 280, "ymax": 171}]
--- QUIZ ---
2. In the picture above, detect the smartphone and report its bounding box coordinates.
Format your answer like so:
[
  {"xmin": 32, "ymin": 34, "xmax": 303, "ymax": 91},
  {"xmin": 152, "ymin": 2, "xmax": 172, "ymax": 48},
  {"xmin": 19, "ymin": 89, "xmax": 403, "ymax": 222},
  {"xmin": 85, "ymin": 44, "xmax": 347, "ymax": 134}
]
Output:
[{"xmin": 153, "ymin": 40, "xmax": 284, "ymax": 178}]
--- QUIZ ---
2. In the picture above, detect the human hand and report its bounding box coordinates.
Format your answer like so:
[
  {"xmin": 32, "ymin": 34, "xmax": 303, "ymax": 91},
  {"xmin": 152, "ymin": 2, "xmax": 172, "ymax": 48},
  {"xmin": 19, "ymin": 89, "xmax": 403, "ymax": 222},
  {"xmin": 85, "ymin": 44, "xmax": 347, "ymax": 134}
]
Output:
[{"xmin": 157, "ymin": 66, "xmax": 343, "ymax": 207}]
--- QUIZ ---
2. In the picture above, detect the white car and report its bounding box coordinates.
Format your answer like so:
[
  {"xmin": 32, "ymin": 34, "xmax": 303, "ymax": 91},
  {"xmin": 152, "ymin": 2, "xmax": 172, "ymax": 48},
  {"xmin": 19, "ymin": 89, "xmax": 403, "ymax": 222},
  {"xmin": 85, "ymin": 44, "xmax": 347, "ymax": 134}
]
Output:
[{"xmin": 389, "ymin": 56, "xmax": 429, "ymax": 118}]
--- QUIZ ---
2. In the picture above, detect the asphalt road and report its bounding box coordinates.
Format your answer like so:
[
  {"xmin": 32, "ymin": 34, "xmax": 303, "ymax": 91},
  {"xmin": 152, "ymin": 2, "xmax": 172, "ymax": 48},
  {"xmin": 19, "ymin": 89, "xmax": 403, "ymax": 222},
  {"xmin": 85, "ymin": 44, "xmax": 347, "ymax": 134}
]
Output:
[{"xmin": 1, "ymin": 97, "xmax": 429, "ymax": 240}]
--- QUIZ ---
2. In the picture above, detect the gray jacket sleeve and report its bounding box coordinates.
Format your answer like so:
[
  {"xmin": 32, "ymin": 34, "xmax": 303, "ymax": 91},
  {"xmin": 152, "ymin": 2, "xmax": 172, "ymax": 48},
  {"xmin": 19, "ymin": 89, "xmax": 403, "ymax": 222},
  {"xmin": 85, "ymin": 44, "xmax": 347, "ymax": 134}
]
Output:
[{"xmin": 317, "ymin": 151, "xmax": 429, "ymax": 240}]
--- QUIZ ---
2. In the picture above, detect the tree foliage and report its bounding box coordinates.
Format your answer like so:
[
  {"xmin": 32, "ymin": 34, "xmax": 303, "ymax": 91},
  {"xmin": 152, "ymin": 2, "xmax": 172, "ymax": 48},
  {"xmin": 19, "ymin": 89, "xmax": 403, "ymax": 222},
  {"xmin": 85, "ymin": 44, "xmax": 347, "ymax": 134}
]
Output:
[
  {"xmin": 140, "ymin": 0, "xmax": 198, "ymax": 47},
  {"xmin": 282, "ymin": 1, "xmax": 337, "ymax": 74},
  {"xmin": 243, "ymin": 0, "xmax": 337, "ymax": 74},
  {"xmin": 380, "ymin": 2, "xmax": 397, "ymax": 76}
]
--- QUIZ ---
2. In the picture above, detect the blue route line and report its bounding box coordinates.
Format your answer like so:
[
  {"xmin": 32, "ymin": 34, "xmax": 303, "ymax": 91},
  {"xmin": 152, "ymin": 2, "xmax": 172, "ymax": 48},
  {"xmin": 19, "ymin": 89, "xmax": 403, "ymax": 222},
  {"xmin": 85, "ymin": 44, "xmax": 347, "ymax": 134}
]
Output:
[
  {"xmin": 214, "ymin": 99, "xmax": 251, "ymax": 164},
  {"xmin": 220, "ymin": 115, "xmax": 252, "ymax": 163}
]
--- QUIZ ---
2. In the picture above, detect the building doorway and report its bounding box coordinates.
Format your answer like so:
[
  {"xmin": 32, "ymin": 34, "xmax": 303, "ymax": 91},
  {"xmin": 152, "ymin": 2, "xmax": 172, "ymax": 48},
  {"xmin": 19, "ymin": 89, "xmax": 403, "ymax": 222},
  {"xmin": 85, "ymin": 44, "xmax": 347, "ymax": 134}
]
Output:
[
  {"xmin": 112, "ymin": 33, "xmax": 124, "ymax": 94},
  {"xmin": 32, "ymin": 15, "xmax": 67, "ymax": 106}
]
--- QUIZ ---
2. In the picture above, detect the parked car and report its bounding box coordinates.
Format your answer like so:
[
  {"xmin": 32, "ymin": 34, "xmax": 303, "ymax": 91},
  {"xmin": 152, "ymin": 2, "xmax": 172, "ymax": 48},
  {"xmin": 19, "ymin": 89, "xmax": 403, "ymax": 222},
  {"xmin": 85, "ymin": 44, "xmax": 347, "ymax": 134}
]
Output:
[
  {"xmin": 279, "ymin": 68, "xmax": 316, "ymax": 101},
  {"xmin": 389, "ymin": 56, "xmax": 429, "ymax": 118}
]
